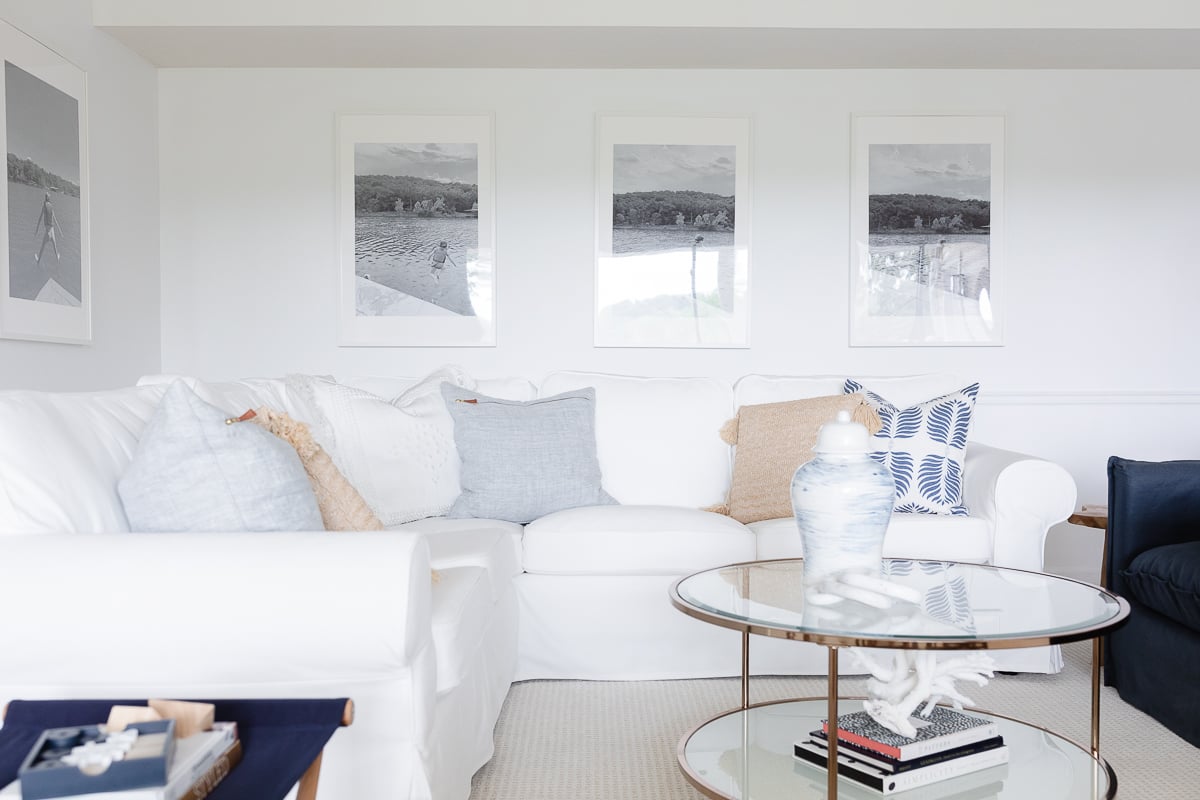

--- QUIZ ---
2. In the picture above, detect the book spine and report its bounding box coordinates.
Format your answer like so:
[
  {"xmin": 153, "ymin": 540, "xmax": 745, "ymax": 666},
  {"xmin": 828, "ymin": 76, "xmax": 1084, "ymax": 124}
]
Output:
[
  {"xmin": 881, "ymin": 745, "xmax": 1009, "ymax": 793},
  {"xmin": 822, "ymin": 720, "xmax": 1000, "ymax": 759},
  {"xmin": 806, "ymin": 734, "xmax": 1005, "ymax": 772},
  {"xmin": 177, "ymin": 740, "xmax": 242, "ymax": 800},
  {"xmin": 796, "ymin": 744, "xmax": 1009, "ymax": 795}
]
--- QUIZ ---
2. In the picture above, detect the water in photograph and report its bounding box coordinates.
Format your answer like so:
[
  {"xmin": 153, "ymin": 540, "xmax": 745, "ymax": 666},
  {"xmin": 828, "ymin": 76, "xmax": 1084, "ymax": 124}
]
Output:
[
  {"xmin": 867, "ymin": 233, "xmax": 990, "ymax": 317},
  {"xmin": 355, "ymin": 214, "xmax": 479, "ymax": 316},
  {"xmin": 610, "ymin": 226, "xmax": 737, "ymax": 309},
  {"xmin": 600, "ymin": 226, "xmax": 742, "ymax": 345},
  {"xmin": 7, "ymin": 181, "xmax": 82, "ymax": 304}
]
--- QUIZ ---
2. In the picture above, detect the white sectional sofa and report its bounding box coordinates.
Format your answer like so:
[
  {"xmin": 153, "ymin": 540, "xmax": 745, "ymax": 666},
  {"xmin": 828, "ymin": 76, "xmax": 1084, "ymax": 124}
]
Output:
[{"xmin": 0, "ymin": 370, "xmax": 1076, "ymax": 800}]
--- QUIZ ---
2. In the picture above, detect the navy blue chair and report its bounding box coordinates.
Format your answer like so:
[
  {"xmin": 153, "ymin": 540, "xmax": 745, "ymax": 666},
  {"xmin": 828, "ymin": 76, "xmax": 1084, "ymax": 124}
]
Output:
[{"xmin": 1105, "ymin": 456, "xmax": 1200, "ymax": 747}]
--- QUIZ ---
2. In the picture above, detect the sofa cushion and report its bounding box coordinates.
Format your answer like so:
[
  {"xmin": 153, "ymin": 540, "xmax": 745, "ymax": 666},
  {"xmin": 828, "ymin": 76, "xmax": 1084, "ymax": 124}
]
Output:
[
  {"xmin": 442, "ymin": 385, "xmax": 616, "ymax": 524},
  {"xmin": 721, "ymin": 394, "xmax": 880, "ymax": 524},
  {"xmin": 0, "ymin": 384, "xmax": 165, "ymax": 534},
  {"xmin": 749, "ymin": 514, "xmax": 992, "ymax": 564},
  {"xmin": 395, "ymin": 517, "xmax": 523, "ymax": 604},
  {"xmin": 540, "ymin": 371, "xmax": 733, "ymax": 508},
  {"xmin": 1123, "ymin": 542, "xmax": 1200, "ymax": 633},
  {"xmin": 523, "ymin": 505, "xmax": 754, "ymax": 576},
  {"xmin": 430, "ymin": 566, "xmax": 493, "ymax": 693},
  {"xmin": 118, "ymin": 382, "xmax": 325, "ymax": 533},
  {"xmin": 845, "ymin": 379, "xmax": 980, "ymax": 516}
]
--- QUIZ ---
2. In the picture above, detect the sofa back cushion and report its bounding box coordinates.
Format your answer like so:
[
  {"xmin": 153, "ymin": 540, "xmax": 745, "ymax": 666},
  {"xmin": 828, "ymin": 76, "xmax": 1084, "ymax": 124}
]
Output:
[
  {"xmin": 136, "ymin": 374, "xmax": 313, "ymax": 420},
  {"xmin": 0, "ymin": 384, "xmax": 165, "ymax": 533},
  {"xmin": 341, "ymin": 375, "xmax": 536, "ymax": 402},
  {"xmin": 540, "ymin": 371, "xmax": 733, "ymax": 508},
  {"xmin": 735, "ymin": 374, "xmax": 971, "ymax": 409}
]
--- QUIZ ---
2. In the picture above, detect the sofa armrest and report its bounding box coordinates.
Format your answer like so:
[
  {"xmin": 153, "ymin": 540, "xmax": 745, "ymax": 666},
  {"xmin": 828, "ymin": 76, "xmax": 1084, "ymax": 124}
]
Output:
[
  {"xmin": 963, "ymin": 443, "xmax": 1077, "ymax": 572},
  {"xmin": 0, "ymin": 530, "xmax": 434, "ymax": 688}
]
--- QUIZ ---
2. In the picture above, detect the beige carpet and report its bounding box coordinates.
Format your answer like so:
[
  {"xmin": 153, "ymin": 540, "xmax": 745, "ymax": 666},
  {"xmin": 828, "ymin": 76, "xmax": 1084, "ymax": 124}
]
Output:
[{"xmin": 471, "ymin": 642, "xmax": 1200, "ymax": 799}]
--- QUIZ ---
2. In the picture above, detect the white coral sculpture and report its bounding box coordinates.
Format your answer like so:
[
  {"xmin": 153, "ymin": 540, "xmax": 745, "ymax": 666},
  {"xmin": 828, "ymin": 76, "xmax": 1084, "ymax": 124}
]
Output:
[{"xmin": 849, "ymin": 649, "xmax": 996, "ymax": 738}]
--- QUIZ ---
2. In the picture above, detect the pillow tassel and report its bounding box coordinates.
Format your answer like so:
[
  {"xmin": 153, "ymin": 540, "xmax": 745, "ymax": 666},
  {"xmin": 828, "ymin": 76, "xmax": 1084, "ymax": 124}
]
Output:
[{"xmin": 850, "ymin": 397, "xmax": 884, "ymax": 436}]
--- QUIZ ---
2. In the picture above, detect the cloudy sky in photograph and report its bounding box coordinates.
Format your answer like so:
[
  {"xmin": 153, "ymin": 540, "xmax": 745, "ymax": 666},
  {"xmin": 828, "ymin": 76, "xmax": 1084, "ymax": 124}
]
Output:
[
  {"xmin": 869, "ymin": 143, "xmax": 990, "ymax": 201},
  {"xmin": 5, "ymin": 62, "xmax": 80, "ymax": 184},
  {"xmin": 614, "ymin": 144, "xmax": 735, "ymax": 195},
  {"xmin": 355, "ymin": 142, "xmax": 477, "ymax": 184}
]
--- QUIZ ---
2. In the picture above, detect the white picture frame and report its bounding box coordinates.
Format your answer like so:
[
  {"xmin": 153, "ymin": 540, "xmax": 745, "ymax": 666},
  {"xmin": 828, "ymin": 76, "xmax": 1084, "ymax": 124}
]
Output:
[
  {"xmin": 595, "ymin": 115, "xmax": 751, "ymax": 348},
  {"xmin": 337, "ymin": 113, "xmax": 495, "ymax": 347},
  {"xmin": 0, "ymin": 21, "xmax": 90, "ymax": 345},
  {"xmin": 850, "ymin": 114, "xmax": 1004, "ymax": 347}
]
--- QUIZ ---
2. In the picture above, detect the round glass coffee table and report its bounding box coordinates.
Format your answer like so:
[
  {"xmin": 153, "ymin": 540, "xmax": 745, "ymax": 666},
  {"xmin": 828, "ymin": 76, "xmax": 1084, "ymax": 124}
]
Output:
[{"xmin": 669, "ymin": 559, "xmax": 1129, "ymax": 800}]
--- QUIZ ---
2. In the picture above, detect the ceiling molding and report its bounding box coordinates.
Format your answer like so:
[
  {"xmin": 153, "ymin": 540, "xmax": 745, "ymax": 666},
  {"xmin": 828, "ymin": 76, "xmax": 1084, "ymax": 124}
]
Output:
[{"xmin": 96, "ymin": 26, "xmax": 1200, "ymax": 69}]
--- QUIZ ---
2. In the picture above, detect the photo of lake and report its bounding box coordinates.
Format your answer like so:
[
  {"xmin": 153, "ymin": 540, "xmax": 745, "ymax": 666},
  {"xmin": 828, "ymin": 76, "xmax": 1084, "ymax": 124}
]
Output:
[
  {"xmin": 599, "ymin": 141, "xmax": 743, "ymax": 346},
  {"xmin": 866, "ymin": 143, "xmax": 992, "ymax": 319},
  {"xmin": 353, "ymin": 142, "xmax": 482, "ymax": 317},
  {"xmin": 5, "ymin": 60, "xmax": 83, "ymax": 307}
]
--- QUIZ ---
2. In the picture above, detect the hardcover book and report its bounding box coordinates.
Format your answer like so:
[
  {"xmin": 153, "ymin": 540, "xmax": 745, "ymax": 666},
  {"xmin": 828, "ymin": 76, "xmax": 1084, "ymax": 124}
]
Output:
[
  {"xmin": 797, "ymin": 735, "xmax": 1005, "ymax": 774},
  {"xmin": 794, "ymin": 740, "xmax": 1010, "ymax": 794},
  {"xmin": 821, "ymin": 707, "xmax": 1000, "ymax": 760}
]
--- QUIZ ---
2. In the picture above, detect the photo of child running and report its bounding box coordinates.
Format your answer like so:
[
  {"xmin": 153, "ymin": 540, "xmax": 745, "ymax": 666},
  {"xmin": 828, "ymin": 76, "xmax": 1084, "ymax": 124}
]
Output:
[{"xmin": 427, "ymin": 240, "xmax": 457, "ymax": 282}]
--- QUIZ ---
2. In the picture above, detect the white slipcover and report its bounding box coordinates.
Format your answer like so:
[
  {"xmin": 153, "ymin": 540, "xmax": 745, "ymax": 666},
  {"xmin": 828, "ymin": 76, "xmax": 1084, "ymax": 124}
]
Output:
[{"xmin": 523, "ymin": 505, "xmax": 754, "ymax": 576}]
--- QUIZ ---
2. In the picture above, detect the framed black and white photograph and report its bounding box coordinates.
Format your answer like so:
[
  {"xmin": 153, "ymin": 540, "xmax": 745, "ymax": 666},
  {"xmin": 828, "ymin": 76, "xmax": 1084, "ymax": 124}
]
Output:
[
  {"xmin": 850, "ymin": 115, "xmax": 1004, "ymax": 347},
  {"xmin": 0, "ymin": 20, "xmax": 90, "ymax": 344},
  {"xmin": 595, "ymin": 115, "xmax": 750, "ymax": 348},
  {"xmin": 337, "ymin": 113, "xmax": 494, "ymax": 347}
]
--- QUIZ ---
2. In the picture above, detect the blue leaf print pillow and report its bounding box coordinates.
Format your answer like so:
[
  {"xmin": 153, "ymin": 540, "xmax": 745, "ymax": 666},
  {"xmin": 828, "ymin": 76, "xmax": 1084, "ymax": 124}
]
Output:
[{"xmin": 844, "ymin": 380, "xmax": 980, "ymax": 515}]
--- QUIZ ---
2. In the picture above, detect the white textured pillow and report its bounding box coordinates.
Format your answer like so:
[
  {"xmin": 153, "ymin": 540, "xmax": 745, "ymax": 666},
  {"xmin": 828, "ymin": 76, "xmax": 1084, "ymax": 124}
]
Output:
[{"xmin": 298, "ymin": 367, "xmax": 475, "ymax": 525}]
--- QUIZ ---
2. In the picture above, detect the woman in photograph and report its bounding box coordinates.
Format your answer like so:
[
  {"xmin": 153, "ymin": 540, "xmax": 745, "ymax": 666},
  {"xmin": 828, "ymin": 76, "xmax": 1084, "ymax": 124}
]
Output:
[{"xmin": 33, "ymin": 191, "xmax": 61, "ymax": 264}]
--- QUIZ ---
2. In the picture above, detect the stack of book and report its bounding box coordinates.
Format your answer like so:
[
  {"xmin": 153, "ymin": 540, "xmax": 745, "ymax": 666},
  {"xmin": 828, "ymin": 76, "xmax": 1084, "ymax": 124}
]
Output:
[{"xmin": 794, "ymin": 706, "xmax": 1008, "ymax": 795}]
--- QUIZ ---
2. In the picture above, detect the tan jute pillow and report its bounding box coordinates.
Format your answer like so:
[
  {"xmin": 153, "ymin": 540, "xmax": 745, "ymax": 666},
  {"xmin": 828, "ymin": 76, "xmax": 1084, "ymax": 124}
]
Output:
[
  {"xmin": 250, "ymin": 407, "xmax": 386, "ymax": 532},
  {"xmin": 715, "ymin": 393, "xmax": 882, "ymax": 524}
]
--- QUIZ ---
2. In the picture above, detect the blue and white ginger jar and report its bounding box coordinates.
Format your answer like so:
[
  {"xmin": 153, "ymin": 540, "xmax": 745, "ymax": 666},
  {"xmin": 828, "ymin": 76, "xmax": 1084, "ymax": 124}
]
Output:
[{"xmin": 790, "ymin": 410, "xmax": 895, "ymax": 596}]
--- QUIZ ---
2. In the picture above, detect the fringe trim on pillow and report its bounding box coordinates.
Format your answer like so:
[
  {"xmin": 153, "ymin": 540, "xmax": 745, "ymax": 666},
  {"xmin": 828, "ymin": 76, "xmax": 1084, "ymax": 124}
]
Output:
[{"xmin": 252, "ymin": 407, "xmax": 386, "ymax": 533}]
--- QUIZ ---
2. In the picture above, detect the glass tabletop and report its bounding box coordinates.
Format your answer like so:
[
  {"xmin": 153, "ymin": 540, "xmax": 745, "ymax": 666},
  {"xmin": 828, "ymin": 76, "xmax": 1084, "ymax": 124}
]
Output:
[
  {"xmin": 681, "ymin": 699, "xmax": 1114, "ymax": 800},
  {"xmin": 671, "ymin": 560, "xmax": 1128, "ymax": 649}
]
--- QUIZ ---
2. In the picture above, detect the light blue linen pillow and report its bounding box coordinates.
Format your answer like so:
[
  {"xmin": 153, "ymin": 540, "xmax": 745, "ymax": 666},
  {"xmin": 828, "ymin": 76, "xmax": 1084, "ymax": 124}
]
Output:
[
  {"xmin": 441, "ymin": 384, "xmax": 617, "ymax": 524},
  {"xmin": 843, "ymin": 379, "xmax": 980, "ymax": 516},
  {"xmin": 118, "ymin": 381, "xmax": 325, "ymax": 532}
]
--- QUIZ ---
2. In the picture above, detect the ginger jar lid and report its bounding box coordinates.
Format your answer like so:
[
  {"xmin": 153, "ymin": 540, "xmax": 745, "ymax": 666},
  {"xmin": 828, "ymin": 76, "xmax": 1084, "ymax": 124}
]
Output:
[{"xmin": 813, "ymin": 410, "xmax": 872, "ymax": 454}]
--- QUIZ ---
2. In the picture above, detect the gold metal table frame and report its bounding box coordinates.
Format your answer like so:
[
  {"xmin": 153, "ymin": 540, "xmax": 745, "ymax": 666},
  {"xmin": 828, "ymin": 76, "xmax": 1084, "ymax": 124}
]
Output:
[{"xmin": 669, "ymin": 559, "xmax": 1130, "ymax": 800}]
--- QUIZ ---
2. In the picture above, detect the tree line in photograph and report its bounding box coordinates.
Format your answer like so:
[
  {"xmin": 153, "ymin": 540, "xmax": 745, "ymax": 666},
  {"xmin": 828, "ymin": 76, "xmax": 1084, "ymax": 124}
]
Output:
[
  {"xmin": 355, "ymin": 174, "xmax": 477, "ymax": 215},
  {"xmin": 613, "ymin": 190, "xmax": 735, "ymax": 229},
  {"xmin": 7, "ymin": 154, "xmax": 80, "ymax": 197},
  {"xmin": 869, "ymin": 193, "xmax": 990, "ymax": 233}
]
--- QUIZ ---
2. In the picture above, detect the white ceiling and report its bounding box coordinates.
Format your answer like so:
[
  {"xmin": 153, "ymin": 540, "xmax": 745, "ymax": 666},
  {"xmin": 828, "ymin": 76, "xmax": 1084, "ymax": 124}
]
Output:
[{"xmin": 92, "ymin": 1, "xmax": 1200, "ymax": 69}]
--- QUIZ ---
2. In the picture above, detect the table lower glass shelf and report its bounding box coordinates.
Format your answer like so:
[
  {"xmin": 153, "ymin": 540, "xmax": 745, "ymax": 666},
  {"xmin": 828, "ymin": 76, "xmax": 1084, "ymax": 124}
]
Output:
[{"xmin": 679, "ymin": 699, "xmax": 1114, "ymax": 800}]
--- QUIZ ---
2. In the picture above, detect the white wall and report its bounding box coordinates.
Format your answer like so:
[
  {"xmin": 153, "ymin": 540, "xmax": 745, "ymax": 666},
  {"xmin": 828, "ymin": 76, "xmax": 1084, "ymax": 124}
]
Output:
[
  {"xmin": 158, "ymin": 68, "xmax": 1200, "ymax": 578},
  {"xmin": 0, "ymin": 0, "xmax": 159, "ymax": 390}
]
